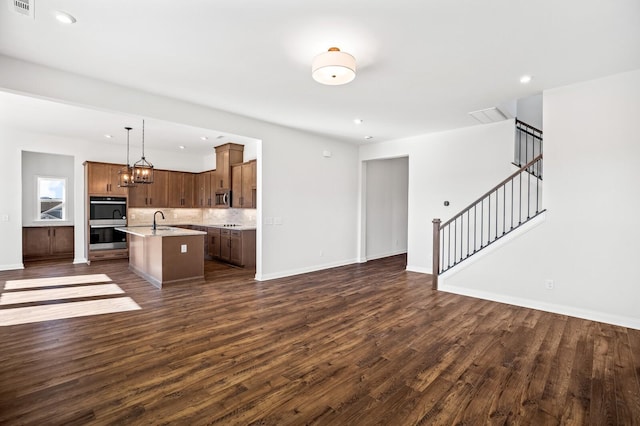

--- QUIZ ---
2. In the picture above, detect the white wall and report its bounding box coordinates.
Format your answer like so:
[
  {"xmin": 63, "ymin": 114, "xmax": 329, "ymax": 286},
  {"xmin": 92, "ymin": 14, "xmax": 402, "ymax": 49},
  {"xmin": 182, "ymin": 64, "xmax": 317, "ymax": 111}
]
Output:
[
  {"xmin": 516, "ymin": 93, "xmax": 543, "ymax": 130},
  {"xmin": 0, "ymin": 55, "xmax": 360, "ymax": 278},
  {"xmin": 360, "ymin": 119, "xmax": 516, "ymax": 273},
  {"xmin": 22, "ymin": 151, "xmax": 75, "ymax": 227},
  {"xmin": 364, "ymin": 157, "xmax": 408, "ymax": 260},
  {"xmin": 441, "ymin": 69, "xmax": 640, "ymax": 329}
]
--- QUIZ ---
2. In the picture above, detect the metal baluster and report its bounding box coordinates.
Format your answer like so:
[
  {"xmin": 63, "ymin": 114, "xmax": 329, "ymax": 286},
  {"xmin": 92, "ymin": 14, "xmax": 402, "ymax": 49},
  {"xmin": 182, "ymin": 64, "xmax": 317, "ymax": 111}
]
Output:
[
  {"xmin": 536, "ymin": 158, "xmax": 540, "ymax": 213},
  {"xmin": 460, "ymin": 213, "xmax": 464, "ymax": 261},
  {"xmin": 481, "ymin": 199, "xmax": 484, "ymax": 247},
  {"xmin": 503, "ymin": 184, "xmax": 506, "ymax": 235},
  {"xmin": 474, "ymin": 204, "xmax": 477, "ymax": 253},
  {"xmin": 519, "ymin": 169, "xmax": 522, "ymax": 224},
  {"xmin": 527, "ymin": 159, "xmax": 531, "ymax": 219},
  {"xmin": 467, "ymin": 209, "xmax": 470, "ymax": 258},
  {"xmin": 453, "ymin": 219, "xmax": 457, "ymax": 265},
  {"xmin": 447, "ymin": 223, "xmax": 451, "ymax": 268}
]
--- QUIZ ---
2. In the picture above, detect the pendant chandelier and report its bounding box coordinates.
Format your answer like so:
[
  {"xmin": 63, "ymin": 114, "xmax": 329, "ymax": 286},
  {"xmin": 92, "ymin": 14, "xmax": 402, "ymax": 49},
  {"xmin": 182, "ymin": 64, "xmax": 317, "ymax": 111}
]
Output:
[
  {"xmin": 132, "ymin": 119, "xmax": 154, "ymax": 184},
  {"xmin": 117, "ymin": 126, "xmax": 136, "ymax": 188}
]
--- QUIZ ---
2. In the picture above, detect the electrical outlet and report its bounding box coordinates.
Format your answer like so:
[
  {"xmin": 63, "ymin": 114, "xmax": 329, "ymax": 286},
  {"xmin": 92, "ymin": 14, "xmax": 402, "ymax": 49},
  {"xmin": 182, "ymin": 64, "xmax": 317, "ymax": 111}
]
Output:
[
  {"xmin": 130, "ymin": 214, "xmax": 136, "ymax": 220},
  {"xmin": 545, "ymin": 279, "xmax": 554, "ymax": 290},
  {"xmin": 320, "ymin": 250, "xmax": 324, "ymax": 257},
  {"xmin": 0, "ymin": 214, "xmax": 8, "ymax": 222},
  {"xmin": 181, "ymin": 244, "xmax": 187, "ymax": 253}
]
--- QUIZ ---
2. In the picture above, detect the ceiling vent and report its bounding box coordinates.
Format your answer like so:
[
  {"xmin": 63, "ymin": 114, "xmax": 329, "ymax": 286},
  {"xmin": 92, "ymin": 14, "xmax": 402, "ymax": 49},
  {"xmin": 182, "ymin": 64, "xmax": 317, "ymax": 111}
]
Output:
[
  {"xmin": 468, "ymin": 107, "xmax": 510, "ymax": 124},
  {"xmin": 9, "ymin": 0, "xmax": 34, "ymax": 18}
]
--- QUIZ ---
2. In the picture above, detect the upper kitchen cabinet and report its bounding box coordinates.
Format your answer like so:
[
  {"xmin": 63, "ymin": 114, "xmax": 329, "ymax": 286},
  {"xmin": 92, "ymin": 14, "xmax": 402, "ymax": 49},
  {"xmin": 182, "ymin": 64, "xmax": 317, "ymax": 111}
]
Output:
[
  {"xmin": 168, "ymin": 171, "xmax": 195, "ymax": 208},
  {"xmin": 85, "ymin": 162, "xmax": 128, "ymax": 196},
  {"xmin": 195, "ymin": 171, "xmax": 214, "ymax": 207},
  {"xmin": 128, "ymin": 169, "xmax": 169, "ymax": 207},
  {"xmin": 232, "ymin": 160, "xmax": 257, "ymax": 208},
  {"xmin": 214, "ymin": 143, "xmax": 244, "ymax": 190}
]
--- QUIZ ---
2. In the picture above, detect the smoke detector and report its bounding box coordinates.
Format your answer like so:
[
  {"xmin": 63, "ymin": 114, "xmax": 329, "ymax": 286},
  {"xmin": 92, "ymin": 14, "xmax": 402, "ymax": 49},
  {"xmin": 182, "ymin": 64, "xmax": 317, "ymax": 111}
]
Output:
[{"xmin": 9, "ymin": 0, "xmax": 34, "ymax": 18}]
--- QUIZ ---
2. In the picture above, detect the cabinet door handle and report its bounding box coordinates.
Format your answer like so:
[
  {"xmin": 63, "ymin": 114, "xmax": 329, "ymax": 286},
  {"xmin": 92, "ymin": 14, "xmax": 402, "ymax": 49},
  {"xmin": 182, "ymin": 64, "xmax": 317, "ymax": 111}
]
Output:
[
  {"xmin": 53, "ymin": 229, "xmax": 56, "ymax": 237},
  {"xmin": 150, "ymin": 198, "xmax": 153, "ymax": 205},
  {"xmin": 48, "ymin": 229, "xmax": 50, "ymax": 236}
]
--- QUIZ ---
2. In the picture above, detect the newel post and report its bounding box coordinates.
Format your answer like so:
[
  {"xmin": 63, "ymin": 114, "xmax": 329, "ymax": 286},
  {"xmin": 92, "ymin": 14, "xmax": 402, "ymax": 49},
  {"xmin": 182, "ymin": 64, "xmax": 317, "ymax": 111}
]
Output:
[{"xmin": 432, "ymin": 218, "xmax": 441, "ymax": 290}]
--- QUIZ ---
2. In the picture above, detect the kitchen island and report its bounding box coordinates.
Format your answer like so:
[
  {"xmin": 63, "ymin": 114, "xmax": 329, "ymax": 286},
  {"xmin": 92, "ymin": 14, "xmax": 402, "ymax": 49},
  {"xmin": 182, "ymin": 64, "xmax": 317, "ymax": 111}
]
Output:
[{"xmin": 116, "ymin": 226, "xmax": 206, "ymax": 288}]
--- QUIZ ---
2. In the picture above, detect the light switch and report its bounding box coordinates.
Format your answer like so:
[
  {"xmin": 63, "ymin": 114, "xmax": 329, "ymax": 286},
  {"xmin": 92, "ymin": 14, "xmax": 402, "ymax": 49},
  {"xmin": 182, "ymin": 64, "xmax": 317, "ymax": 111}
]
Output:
[
  {"xmin": 181, "ymin": 244, "xmax": 187, "ymax": 253},
  {"xmin": 0, "ymin": 214, "xmax": 8, "ymax": 222}
]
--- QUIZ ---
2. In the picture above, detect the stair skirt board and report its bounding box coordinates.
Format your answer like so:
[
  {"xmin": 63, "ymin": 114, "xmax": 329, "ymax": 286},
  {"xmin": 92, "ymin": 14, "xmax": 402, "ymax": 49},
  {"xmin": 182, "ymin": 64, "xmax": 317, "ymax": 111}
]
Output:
[{"xmin": 439, "ymin": 211, "xmax": 546, "ymax": 280}]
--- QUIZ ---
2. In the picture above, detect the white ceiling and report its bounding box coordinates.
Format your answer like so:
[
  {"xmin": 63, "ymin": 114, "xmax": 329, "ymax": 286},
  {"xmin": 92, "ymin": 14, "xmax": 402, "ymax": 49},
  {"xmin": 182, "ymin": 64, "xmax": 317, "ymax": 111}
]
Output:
[{"xmin": 1, "ymin": 0, "xmax": 639, "ymax": 151}]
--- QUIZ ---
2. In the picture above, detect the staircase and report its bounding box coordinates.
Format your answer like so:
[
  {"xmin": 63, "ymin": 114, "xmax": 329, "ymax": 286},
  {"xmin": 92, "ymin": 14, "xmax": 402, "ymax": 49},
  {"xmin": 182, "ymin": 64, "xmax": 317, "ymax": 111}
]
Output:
[{"xmin": 431, "ymin": 119, "xmax": 544, "ymax": 289}]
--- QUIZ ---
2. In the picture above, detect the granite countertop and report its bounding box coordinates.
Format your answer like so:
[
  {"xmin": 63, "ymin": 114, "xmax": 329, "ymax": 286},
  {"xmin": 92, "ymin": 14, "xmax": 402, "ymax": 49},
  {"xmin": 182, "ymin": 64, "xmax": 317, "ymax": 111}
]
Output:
[
  {"xmin": 202, "ymin": 224, "xmax": 256, "ymax": 231},
  {"xmin": 173, "ymin": 224, "xmax": 257, "ymax": 231},
  {"xmin": 116, "ymin": 226, "xmax": 207, "ymax": 237}
]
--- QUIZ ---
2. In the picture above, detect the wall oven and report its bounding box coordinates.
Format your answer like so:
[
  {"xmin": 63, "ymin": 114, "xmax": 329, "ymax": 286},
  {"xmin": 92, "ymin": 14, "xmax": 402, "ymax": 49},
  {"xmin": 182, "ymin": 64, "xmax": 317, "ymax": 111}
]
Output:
[{"xmin": 89, "ymin": 196, "xmax": 127, "ymax": 250}]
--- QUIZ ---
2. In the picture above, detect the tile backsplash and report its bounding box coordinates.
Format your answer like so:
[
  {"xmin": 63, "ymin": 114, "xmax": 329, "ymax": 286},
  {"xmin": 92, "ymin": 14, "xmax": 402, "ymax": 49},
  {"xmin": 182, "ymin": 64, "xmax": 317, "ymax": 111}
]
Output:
[{"xmin": 128, "ymin": 208, "xmax": 256, "ymax": 227}]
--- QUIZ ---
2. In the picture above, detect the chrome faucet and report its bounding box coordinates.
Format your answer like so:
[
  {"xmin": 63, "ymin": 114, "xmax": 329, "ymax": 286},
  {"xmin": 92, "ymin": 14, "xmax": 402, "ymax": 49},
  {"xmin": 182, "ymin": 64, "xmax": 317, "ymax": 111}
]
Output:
[{"xmin": 153, "ymin": 210, "xmax": 165, "ymax": 231}]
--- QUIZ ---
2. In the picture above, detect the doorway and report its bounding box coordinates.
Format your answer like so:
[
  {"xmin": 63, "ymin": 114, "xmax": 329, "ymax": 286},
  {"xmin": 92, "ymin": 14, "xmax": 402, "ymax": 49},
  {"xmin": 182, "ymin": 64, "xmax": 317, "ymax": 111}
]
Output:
[{"xmin": 363, "ymin": 157, "xmax": 409, "ymax": 262}]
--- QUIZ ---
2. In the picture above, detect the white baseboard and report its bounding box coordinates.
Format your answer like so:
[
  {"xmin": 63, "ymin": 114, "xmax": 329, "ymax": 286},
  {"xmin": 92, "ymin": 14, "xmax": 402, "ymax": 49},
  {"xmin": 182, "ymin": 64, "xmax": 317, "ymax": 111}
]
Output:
[
  {"xmin": 0, "ymin": 263, "xmax": 24, "ymax": 271},
  {"xmin": 440, "ymin": 284, "xmax": 640, "ymax": 330},
  {"xmin": 256, "ymin": 258, "xmax": 358, "ymax": 281},
  {"xmin": 364, "ymin": 249, "xmax": 407, "ymax": 262},
  {"xmin": 73, "ymin": 257, "xmax": 88, "ymax": 265},
  {"xmin": 406, "ymin": 264, "xmax": 432, "ymax": 274}
]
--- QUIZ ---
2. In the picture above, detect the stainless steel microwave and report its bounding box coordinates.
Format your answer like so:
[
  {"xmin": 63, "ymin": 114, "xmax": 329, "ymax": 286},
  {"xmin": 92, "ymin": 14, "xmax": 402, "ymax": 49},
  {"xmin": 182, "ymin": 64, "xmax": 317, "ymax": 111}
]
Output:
[{"xmin": 214, "ymin": 189, "xmax": 230, "ymax": 208}]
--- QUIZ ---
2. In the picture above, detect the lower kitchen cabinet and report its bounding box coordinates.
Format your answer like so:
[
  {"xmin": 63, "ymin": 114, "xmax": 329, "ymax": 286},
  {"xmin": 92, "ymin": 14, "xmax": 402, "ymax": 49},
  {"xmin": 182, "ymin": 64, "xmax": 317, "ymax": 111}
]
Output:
[
  {"xmin": 220, "ymin": 229, "xmax": 256, "ymax": 267},
  {"xmin": 211, "ymin": 228, "xmax": 255, "ymax": 268},
  {"xmin": 23, "ymin": 226, "xmax": 74, "ymax": 261},
  {"xmin": 208, "ymin": 228, "xmax": 221, "ymax": 259}
]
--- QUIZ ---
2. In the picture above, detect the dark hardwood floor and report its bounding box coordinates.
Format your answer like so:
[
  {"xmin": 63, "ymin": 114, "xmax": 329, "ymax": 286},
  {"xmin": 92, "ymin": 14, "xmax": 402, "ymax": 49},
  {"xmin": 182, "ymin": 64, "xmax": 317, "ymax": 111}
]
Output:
[{"xmin": 1, "ymin": 255, "xmax": 639, "ymax": 425}]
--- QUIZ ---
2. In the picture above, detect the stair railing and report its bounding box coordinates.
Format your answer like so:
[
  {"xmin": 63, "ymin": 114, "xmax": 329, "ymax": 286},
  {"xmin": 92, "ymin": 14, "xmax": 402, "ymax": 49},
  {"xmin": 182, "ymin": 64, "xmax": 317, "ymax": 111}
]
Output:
[
  {"xmin": 432, "ymin": 154, "xmax": 544, "ymax": 289},
  {"xmin": 514, "ymin": 119, "xmax": 543, "ymax": 178}
]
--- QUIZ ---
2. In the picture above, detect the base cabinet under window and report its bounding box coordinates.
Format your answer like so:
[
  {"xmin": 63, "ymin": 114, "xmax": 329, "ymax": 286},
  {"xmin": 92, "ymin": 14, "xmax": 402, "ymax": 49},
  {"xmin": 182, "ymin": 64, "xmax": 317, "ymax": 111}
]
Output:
[{"xmin": 23, "ymin": 226, "xmax": 74, "ymax": 261}]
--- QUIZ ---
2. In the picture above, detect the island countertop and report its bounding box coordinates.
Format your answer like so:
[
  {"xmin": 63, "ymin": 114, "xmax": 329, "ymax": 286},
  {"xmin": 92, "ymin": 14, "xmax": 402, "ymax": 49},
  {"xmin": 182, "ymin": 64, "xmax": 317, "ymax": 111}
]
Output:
[{"xmin": 116, "ymin": 226, "xmax": 207, "ymax": 238}]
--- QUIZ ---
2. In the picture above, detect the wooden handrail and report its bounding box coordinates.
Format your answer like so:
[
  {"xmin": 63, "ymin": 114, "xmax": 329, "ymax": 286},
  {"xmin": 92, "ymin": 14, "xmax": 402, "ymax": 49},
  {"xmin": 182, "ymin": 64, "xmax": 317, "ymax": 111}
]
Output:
[{"xmin": 440, "ymin": 154, "xmax": 543, "ymax": 229}]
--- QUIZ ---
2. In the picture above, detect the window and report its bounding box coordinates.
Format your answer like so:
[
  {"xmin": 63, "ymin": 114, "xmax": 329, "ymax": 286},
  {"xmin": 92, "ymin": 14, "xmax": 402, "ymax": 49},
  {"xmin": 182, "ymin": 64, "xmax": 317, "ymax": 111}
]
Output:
[{"xmin": 37, "ymin": 176, "xmax": 66, "ymax": 221}]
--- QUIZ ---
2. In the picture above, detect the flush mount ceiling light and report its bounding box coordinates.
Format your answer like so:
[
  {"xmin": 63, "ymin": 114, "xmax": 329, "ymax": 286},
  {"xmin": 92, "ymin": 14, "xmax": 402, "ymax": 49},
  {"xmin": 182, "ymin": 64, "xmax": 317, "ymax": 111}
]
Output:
[
  {"xmin": 117, "ymin": 127, "xmax": 136, "ymax": 188},
  {"xmin": 54, "ymin": 11, "xmax": 76, "ymax": 24},
  {"xmin": 353, "ymin": 118, "xmax": 363, "ymax": 124},
  {"xmin": 520, "ymin": 75, "xmax": 533, "ymax": 84},
  {"xmin": 132, "ymin": 120, "xmax": 154, "ymax": 184},
  {"xmin": 312, "ymin": 47, "xmax": 356, "ymax": 85}
]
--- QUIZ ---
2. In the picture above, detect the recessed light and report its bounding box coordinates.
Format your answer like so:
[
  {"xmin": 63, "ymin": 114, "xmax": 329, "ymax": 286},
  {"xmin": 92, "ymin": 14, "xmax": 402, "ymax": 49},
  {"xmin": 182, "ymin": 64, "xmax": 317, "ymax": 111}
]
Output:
[
  {"xmin": 54, "ymin": 11, "xmax": 76, "ymax": 24},
  {"xmin": 364, "ymin": 136, "xmax": 373, "ymax": 140},
  {"xmin": 179, "ymin": 145, "xmax": 185, "ymax": 150},
  {"xmin": 520, "ymin": 75, "xmax": 533, "ymax": 84},
  {"xmin": 216, "ymin": 135, "xmax": 225, "ymax": 140},
  {"xmin": 104, "ymin": 134, "xmax": 113, "ymax": 139},
  {"xmin": 200, "ymin": 136, "xmax": 208, "ymax": 141},
  {"xmin": 354, "ymin": 118, "xmax": 363, "ymax": 125}
]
